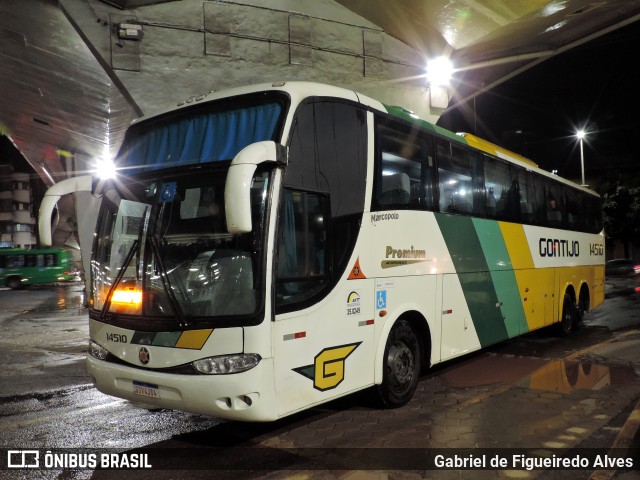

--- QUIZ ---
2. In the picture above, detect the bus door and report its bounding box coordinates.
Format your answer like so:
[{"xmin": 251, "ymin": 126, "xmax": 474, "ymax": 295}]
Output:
[
  {"xmin": 440, "ymin": 274, "xmax": 482, "ymax": 361},
  {"xmin": 272, "ymin": 190, "xmax": 374, "ymax": 417},
  {"xmin": 272, "ymin": 281, "xmax": 375, "ymax": 416}
]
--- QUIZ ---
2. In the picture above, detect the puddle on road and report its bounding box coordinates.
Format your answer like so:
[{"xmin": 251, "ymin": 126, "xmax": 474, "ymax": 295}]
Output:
[
  {"xmin": 55, "ymin": 285, "xmax": 84, "ymax": 310},
  {"xmin": 20, "ymin": 285, "xmax": 85, "ymax": 314},
  {"xmin": 440, "ymin": 354, "xmax": 638, "ymax": 394},
  {"xmin": 517, "ymin": 359, "xmax": 638, "ymax": 393}
]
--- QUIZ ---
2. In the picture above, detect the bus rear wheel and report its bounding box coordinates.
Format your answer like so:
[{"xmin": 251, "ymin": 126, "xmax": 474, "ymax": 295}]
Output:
[
  {"xmin": 375, "ymin": 319, "xmax": 420, "ymax": 408},
  {"xmin": 558, "ymin": 292, "xmax": 576, "ymax": 336},
  {"xmin": 574, "ymin": 290, "xmax": 589, "ymax": 330},
  {"xmin": 6, "ymin": 276, "xmax": 21, "ymax": 290}
]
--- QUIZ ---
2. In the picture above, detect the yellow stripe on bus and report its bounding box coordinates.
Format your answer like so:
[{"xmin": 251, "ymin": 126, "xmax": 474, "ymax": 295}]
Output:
[
  {"xmin": 460, "ymin": 132, "xmax": 538, "ymax": 167},
  {"xmin": 499, "ymin": 222, "xmax": 534, "ymax": 269},
  {"xmin": 175, "ymin": 329, "xmax": 214, "ymax": 349},
  {"xmin": 499, "ymin": 222, "xmax": 547, "ymax": 331}
]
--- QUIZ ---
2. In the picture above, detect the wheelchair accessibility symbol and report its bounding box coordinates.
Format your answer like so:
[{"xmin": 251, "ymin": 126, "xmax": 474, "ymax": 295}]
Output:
[{"xmin": 376, "ymin": 290, "xmax": 387, "ymax": 310}]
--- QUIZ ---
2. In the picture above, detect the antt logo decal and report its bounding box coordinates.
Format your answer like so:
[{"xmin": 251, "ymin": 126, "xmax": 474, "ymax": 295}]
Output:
[{"xmin": 293, "ymin": 342, "xmax": 362, "ymax": 391}]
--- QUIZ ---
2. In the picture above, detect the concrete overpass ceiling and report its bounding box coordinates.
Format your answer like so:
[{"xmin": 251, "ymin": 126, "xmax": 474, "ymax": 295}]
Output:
[
  {"xmin": 0, "ymin": 0, "xmax": 140, "ymax": 185},
  {"xmin": 100, "ymin": 0, "xmax": 177, "ymax": 7},
  {"xmin": 335, "ymin": 0, "xmax": 640, "ymax": 104},
  {"xmin": 2, "ymin": 0, "xmax": 638, "ymax": 182},
  {"xmin": 0, "ymin": 0, "xmax": 639, "ymax": 248},
  {"xmin": 0, "ymin": 0, "xmax": 141, "ymax": 247}
]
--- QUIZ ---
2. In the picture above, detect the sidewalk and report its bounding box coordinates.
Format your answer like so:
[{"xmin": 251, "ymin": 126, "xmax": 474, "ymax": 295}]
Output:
[{"xmin": 245, "ymin": 331, "xmax": 640, "ymax": 479}]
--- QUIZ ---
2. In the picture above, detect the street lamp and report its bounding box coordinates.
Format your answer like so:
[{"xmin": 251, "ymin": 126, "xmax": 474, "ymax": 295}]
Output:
[
  {"xmin": 95, "ymin": 158, "xmax": 117, "ymax": 179},
  {"xmin": 426, "ymin": 56, "xmax": 453, "ymax": 87},
  {"xmin": 426, "ymin": 56, "xmax": 453, "ymax": 110},
  {"xmin": 576, "ymin": 129, "xmax": 586, "ymax": 186}
]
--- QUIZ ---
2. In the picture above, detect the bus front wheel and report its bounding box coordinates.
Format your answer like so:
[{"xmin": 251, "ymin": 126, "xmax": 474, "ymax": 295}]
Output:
[
  {"xmin": 6, "ymin": 276, "xmax": 21, "ymax": 290},
  {"xmin": 376, "ymin": 319, "xmax": 420, "ymax": 408}
]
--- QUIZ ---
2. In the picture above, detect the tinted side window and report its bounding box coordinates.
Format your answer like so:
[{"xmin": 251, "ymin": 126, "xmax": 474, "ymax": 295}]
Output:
[
  {"xmin": 437, "ymin": 140, "xmax": 483, "ymax": 216},
  {"xmin": 516, "ymin": 170, "xmax": 536, "ymax": 224},
  {"xmin": 374, "ymin": 119, "xmax": 435, "ymax": 210},
  {"xmin": 544, "ymin": 180, "xmax": 564, "ymax": 228},
  {"xmin": 279, "ymin": 99, "xmax": 366, "ymax": 313},
  {"xmin": 564, "ymin": 187, "xmax": 581, "ymax": 231},
  {"xmin": 7, "ymin": 255, "xmax": 25, "ymax": 268},
  {"xmin": 485, "ymin": 157, "xmax": 528, "ymax": 222},
  {"xmin": 284, "ymin": 100, "xmax": 366, "ymax": 217},
  {"xmin": 529, "ymin": 173, "xmax": 547, "ymax": 226},
  {"xmin": 276, "ymin": 190, "xmax": 329, "ymax": 308}
]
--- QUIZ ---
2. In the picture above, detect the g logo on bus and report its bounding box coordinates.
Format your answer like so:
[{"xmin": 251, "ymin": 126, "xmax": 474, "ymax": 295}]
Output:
[
  {"xmin": 293, "ymin": 342, "xmax": 361, "ymax": 391},
  {"xmin": 139, "ymin": 347, "xmax": 150, "ymax": 365}
]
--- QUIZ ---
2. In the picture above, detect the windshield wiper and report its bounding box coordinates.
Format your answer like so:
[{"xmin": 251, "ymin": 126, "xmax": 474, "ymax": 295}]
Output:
[
  {"xmin": 135, "ymin": 206, "xmax": 149, "ymax": 280},
  {"xmin": 100, "ymin": 239, "xmax": 139, "ymax": 322},
  {"xmin": 148, "ymin": 233, "xmax": 189, "ymax": 328},
  {"xmin": 100, "ymin": 206, "xmax": 149, "ymax": 322}
]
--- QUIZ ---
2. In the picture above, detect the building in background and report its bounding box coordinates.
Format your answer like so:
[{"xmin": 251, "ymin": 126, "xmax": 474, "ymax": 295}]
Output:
[{"xmin": 0, "ymin": 164, "xmax": 37, "ymax": 249}]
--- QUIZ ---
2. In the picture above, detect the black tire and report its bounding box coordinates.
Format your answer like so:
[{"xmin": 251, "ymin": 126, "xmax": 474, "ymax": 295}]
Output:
[
  {"xmin": 558, "ymin": 292, "xmax": 576, "ymax": 336},
  {"xmin": 6, "ymin": 276, "xmax": 21, "ymax": 290},
  {"xmin": 574, "ymin": 292, "xmax": 588, "ymax": 330},
  {"xmin": 564, "ymin": 362, "xmax": 579, "ymax": 387},
  {"xmin": 375, "ymin": 319, "xmax": 420, "ymax": 408}
]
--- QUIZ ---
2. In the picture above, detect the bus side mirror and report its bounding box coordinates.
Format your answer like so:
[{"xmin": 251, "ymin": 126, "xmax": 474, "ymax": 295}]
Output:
[
  {"xmin": 38, "ymin": 175, "xmax": 93, "ymax": 246},
  {"xmin": 225, "ymin": 141, "xmax": 286, "ymax": 234}
]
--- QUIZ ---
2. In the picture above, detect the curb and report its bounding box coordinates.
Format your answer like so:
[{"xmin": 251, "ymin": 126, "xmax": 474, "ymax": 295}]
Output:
[{"xmin": 588, "ymin": 397, "xmax": 640, "ymax": 480}]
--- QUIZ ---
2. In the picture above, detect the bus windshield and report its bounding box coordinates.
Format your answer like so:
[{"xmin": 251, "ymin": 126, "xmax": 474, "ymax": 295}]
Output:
[
  {"xmin": 91, "ymin": 167, "xmax": 271, "ymax": 323},
  {"xmin": 117, "ymin": 95, "xmax": 285, "ymax": 173}
]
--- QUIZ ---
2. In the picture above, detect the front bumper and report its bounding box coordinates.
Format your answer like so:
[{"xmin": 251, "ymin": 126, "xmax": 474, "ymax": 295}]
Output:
[{"xmin": 86, "ymin": 355, "xmax": 278, "ymax": 422}]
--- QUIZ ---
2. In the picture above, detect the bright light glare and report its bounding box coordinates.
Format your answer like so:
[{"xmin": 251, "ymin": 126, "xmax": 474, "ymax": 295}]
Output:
[
  {"xmin": 542, "ymin": 1, "xmax": 567, "ymax": 17},
  {"xmin": 545, "ymin": 21, "xmax": 567, "ymax": 33},
  {"xmin": 111, "ymin": 288, "xmax": 142, "ymax": 305},
  {"xmin": 576, "ymin": 129, "xmax": 586, "ymax": 140},
  {"xmin": 427, "ymin": 56, "xmax": 453, "ymax": 86},
  {"xmin": 96, "ymin": 158, "xmax": 117, "ymax": 179}
]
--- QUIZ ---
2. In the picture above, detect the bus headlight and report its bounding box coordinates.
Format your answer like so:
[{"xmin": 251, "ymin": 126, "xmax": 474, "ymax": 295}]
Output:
[
  {"xmin": 89, "ymin": 340, "xmax": 109, "ymax": 360},
  {"xmin": 192, "ymin": 354, "xmax": 261, "ymax": 375}
]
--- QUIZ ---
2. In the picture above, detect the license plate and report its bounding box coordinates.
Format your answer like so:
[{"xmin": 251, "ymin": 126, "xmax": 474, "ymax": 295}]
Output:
[{"xmin": 132, "ymin": 381, "xmax": 160, "ymax": 399}]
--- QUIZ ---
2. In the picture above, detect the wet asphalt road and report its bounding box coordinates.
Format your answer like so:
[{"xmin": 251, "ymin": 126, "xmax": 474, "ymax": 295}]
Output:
[{"xmin": 0, "ymin": 277, "xmax": 639, "ymax": 480}]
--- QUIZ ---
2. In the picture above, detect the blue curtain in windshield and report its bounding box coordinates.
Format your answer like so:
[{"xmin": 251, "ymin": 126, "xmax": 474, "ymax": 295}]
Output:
[{"xmin": 121, "ymin": 103, "xmax": 282, "ymax": 172}]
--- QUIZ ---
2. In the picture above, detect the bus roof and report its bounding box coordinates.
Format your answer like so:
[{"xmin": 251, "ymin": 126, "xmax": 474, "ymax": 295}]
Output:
[
  {"xmin": 382, "ymin": 104, "xmax": 463, "ymax": 143},
  {"xmin": 383, "ymin": 105, "xmax": 538, "ymax": 169},
  {"xmin": 124, "ymin": 81, "xmax": 597, "ymax": 197},
  {"xmin": 457, "ymin": 132, "xmax": 538, "ymax": 168},
  {"xmin": 382, "ymin": 103, "xmax": 596, "ymax": 196}
]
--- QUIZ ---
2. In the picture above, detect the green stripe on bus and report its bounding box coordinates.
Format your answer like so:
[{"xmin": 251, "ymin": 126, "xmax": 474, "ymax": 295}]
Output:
[
  {"xmin": 471, "ymin": 218, "xmax": 529, "ymax": 337},
  {"xmin": 152, "ymin": 331, "xmax": 182, "ymax": 347},
  {"xmin": 435, "ymin": 213, "xmax": 508, "ymax": 346},
  {"xmin": 382, "ymin": 105, "xmax": 468, "ymax": 144}
]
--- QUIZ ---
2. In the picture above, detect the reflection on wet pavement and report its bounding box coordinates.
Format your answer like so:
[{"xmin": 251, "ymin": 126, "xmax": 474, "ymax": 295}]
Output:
[
  {"xmin": 522, "ymin": 359, "xmax": 637, "ymax": 393},
  {"xmin": 13, "ymin": 284, "xmax": 86, "ymax": 313},
  {"xmin": 440, "ymin": 353, "xmax": 638, "ymax": 394},
  {"xmin": 54, "ymin": 285, "xmax": 84, "ymax": 310}
]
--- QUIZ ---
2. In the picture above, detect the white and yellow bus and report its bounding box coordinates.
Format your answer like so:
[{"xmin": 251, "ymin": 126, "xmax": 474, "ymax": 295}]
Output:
[{"xmin": 40, "ymin": 82, "xmax": 605, "ymax": 421}]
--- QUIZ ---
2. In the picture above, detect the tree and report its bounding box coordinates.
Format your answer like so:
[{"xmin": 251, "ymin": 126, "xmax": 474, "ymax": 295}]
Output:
[{"xmin": 602, "ymin": 184, "xmax": 640, "ymax": 259}]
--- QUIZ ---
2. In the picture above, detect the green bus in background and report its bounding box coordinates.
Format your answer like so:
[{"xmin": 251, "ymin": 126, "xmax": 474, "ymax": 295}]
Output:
[{"xmin": 0, "ymin": 248, "xmax": 76, "ymax": 289}]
